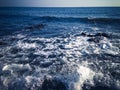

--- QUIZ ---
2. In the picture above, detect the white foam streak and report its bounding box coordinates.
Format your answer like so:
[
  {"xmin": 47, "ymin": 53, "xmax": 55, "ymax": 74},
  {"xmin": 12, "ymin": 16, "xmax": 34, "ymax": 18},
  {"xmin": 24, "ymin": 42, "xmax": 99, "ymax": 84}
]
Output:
[{"xmin": 17, "ymin": 41, "xmax": 38, "ymax": 49}]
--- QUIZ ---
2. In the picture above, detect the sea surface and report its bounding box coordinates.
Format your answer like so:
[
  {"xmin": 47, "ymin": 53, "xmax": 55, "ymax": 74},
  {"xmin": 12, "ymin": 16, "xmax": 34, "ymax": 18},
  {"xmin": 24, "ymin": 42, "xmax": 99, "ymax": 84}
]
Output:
[{"xmin": 0, "ymin": 7, "xmax": 120, "ymax": 90}]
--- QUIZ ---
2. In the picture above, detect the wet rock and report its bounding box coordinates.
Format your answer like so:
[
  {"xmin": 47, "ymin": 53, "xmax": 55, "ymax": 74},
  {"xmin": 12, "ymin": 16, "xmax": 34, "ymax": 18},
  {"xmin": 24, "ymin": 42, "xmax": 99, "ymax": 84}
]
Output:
[
  {"xmin": 95, "ymin": 33, "xmax": 110, "ymax": 38},
  {"xmin": 41, "ymin": 78, "xmax": 66, "ymax": 90},
  {"xmin": 25, "ymin": 24, "xmax": 46, "ymax": 30},
  {"xmin": 87, "ymin": 34, "xmax": 95, "ymax": 37},
  {"xmin": 81, "ymin": 32, "xmax": 87, "ymax": 36},
  {"xmin": 80, "ymin": 32, "xmax": 95, "ymax": 37}
]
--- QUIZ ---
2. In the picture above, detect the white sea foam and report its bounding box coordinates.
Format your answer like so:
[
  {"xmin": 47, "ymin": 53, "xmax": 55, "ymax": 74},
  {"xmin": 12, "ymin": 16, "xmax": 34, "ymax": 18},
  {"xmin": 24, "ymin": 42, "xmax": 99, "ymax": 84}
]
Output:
[
  {"xmin": 2, "ymin": 64, "xmax": 32, "ymax": 74},
  {"xmin": 0, "ymin": 30, "xmax": 119, "ymax": 90},
  {"xmin": 25, "ymin": 76, "xmax": 43, "ymax": 87},
  {"xmin": 64, "ymin": 35, "xmax": 119, "ymax": 57},
  {"xmin": 116, "ymin": 80, "xmax": 120, "ymax": 90},
  {"xmin": 17, "ymin": 41, "xmax": 38, "ymax": 49},
  {"xmin": 91, "ymin": 27, "xmax": 99, "ymax": 31},
  {"xmin": 68, "ymin": 65, "xmax": 95, "ymax": 90},
  {"xmin": 16, "ymin": 34, "xmax": 26, "ymax": 39}
]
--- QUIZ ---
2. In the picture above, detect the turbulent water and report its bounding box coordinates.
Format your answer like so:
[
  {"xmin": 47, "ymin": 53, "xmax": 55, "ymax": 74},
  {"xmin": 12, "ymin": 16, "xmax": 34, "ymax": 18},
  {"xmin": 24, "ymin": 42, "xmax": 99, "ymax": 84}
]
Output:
[{"xmin": 0, "ymin": 7, "xmax": 120, "ymax": 90}]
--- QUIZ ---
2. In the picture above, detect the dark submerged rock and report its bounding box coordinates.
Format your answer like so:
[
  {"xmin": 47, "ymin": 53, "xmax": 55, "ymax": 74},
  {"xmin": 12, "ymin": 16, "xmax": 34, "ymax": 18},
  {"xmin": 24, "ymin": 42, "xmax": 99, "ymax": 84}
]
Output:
[
  {"xmin": 80, "ymin": 32, "xmax": 110, "ymax": 43},
  {"xmin": 80, "ymin": 32, "xmax": 110, "ymax": 38},
  {"xmin": 80, "ymin": 32, "xmax": 95, "ymax": 37},
  {"xmin": 81, "ymin": 32, "xmax": 87, "ymax": 36}
]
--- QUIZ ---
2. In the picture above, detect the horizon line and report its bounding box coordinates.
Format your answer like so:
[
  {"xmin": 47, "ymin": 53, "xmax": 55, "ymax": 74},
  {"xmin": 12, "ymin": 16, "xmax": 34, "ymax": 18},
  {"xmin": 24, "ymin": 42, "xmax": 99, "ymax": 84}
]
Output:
[{"xmin": 0, "ymin": 6, "xmax": 120, "ymax": 8}]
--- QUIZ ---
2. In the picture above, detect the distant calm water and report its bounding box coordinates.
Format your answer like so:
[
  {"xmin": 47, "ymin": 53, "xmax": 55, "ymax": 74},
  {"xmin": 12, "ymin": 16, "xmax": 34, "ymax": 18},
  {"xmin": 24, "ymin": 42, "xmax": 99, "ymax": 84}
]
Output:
[{"xmin": 0, "ymin": 7, "xmax": 120, "ymax": 90}]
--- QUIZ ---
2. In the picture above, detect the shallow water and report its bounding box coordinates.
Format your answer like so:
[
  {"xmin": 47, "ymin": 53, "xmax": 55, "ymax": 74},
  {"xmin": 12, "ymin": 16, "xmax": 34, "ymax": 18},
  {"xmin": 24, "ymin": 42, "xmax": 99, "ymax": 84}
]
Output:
[{"xmin": 0, "ymin": 7, "xmax": 120, "ymax": 90}]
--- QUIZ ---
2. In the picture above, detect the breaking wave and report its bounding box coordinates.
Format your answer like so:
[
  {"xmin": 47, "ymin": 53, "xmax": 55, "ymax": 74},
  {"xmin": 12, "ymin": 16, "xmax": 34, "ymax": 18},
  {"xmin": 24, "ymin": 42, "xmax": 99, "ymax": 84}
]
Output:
[
  {"xmin": 33, "ymin": 16, "xmax": 120, "ymax": 23},
  {"xmin": 0, "ymin": 30, "xmax": 120, "ymax": 90}
]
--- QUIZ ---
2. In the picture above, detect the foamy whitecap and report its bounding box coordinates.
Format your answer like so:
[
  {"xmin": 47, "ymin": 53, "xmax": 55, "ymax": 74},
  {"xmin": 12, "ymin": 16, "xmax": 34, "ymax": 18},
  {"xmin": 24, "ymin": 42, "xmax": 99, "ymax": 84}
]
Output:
[{"xmin": 17, "ymin": 41, "xmax": 38, "ymax": 49}]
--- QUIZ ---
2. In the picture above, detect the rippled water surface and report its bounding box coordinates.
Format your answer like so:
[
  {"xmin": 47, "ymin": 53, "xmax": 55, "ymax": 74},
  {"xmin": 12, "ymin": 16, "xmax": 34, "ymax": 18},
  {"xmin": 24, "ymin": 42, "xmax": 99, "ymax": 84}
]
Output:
[{"xmin": 0, "ymin": 7, "xmax": 120, "ymax": 90}]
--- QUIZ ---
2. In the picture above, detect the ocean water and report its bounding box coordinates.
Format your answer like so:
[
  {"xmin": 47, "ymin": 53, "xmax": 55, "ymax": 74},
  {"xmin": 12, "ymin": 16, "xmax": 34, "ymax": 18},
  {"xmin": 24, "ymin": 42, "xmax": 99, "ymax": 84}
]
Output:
[{"xmin": 0, "ymin": 7, "xmax": 120, "ymax": 90}]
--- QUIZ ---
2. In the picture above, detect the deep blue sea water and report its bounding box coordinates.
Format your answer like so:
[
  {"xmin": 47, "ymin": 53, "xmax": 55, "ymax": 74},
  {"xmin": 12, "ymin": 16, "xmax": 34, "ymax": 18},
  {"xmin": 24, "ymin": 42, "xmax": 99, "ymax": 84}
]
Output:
[{"xmin": 0, "ymin": 7, "xmax": 120, "ymax": 90}]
